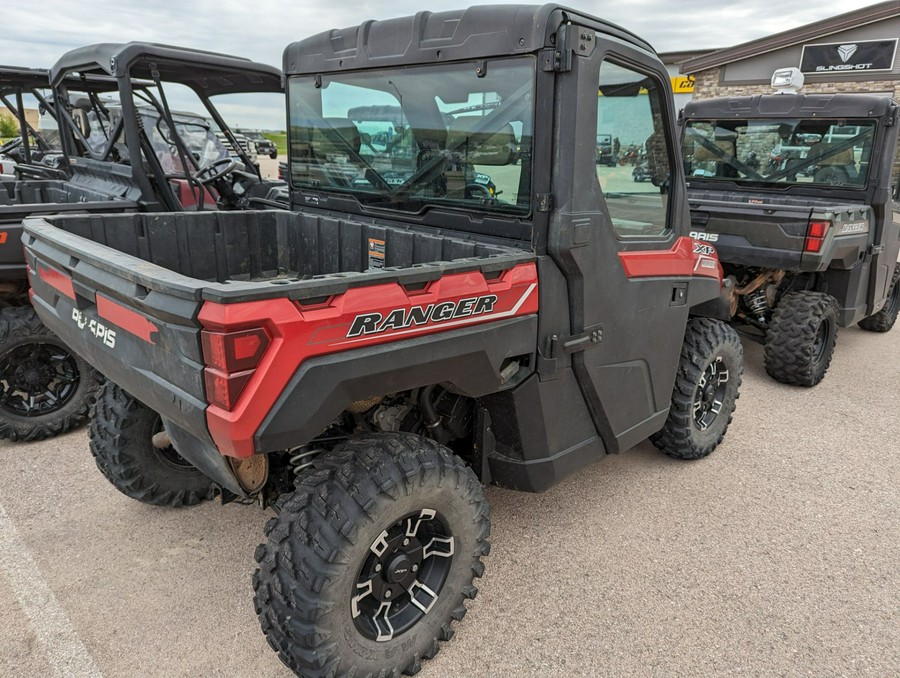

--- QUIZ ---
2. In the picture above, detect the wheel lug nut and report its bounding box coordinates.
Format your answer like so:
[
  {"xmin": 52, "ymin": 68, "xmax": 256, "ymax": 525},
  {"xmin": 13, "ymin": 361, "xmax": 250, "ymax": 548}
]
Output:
[
  {"xmin": 384, "ymin": 589, "xmax": 392, "ymax": 598},
  {"xmin": 412, "ymin": 564, "xmax": 418, "ymax": 572},
  {"xmin": 402, "ymin": 538, "xmax": 410, "ymax": 547},
  {"xmin": 375, "ymin": 563, "xmax": 382, "ymax": 572}
]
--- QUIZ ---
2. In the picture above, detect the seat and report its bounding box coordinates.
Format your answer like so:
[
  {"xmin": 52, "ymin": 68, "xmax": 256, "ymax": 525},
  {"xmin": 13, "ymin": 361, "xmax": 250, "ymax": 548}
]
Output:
[
  {"xmin": 810, "ymin": 142, "xmax": 854, "ymax": 167},
  {"xmin": 444, "ymin": 116, "xmax": 516, "ymax": 198},
  {"xmin": 810, "ymin": 141, "xmax": 858, "ymax": 184},
  {"xmin": 291, "ymin": 117, "xmax": 362, "ymax": 186}
]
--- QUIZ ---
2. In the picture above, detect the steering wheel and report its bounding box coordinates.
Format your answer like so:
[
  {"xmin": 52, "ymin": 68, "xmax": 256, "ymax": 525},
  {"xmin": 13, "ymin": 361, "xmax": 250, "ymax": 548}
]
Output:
[
  {"xmin": 0, "ymin": 137, "xmax": 23, "ymax": 155},
  {"xmin": 465, "ymin": 182, "xmax": 494, "ymax": 200},
  {"xmin": 194, "ymin": 157, "xmax": 239, "ymax": 185}
]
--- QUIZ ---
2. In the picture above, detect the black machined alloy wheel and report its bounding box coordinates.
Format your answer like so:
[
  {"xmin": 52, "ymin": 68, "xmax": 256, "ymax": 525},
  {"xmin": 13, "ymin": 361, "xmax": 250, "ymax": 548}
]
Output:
[
  {"xmin": 352, "ymin": 508, "xmax": 455, "ymax": 642},
  {"xmin": 764, "ymin": 291, "xmax": 839, "ymax": 387},
  {"xmin": 89, "ymin": 381, "xmax": 214, "ymax": 507},
  {"xmin": 859, "ymin": 262, "xmax": 900, "ymax": 333},
  {"xmin": 253, "ymin": 433, "xmax": 490, "ymax": 678},
  {"xmin": 651, "ymin": 318, "xmax": 743, "ymax": 460},
  {"xmin": 0, "ymin": 342, "xmax": 80, "ymax": 416},
  {"xmin": 0, "ymin": 306, "xmax": 100, "ymax": 441},
  {"xmin": 692, "ymin": 355, "xmax": 730, "ymax": 432}
]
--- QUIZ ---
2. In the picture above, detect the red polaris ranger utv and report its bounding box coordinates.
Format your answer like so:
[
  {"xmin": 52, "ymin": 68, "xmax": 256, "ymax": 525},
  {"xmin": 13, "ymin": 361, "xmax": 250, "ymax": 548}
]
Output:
[
  {"xmin": 24, "ymin": 5, "xmax": 743, "ymax": 676},
  {"xmin": 0, "ymin": 47, "xmax": 284, "ymax": 441}
]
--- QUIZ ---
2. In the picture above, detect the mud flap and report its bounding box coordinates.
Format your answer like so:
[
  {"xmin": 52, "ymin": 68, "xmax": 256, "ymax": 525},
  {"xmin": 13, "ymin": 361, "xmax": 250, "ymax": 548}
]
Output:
[{"xmin": 162, "ymin": 419, "xmax": 246, "ymax": 497}]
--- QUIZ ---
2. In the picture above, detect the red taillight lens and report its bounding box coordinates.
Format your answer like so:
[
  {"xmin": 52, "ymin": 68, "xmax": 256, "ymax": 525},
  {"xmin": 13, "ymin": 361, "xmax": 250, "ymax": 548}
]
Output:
[
  {"xmin": 203, "ymin": 369, "xmax": 254, "ymax": 411},
  {"xmin": 201, "ymin": 328, "xmax": 269, "ymax": 373},
  {"xmin": 804, "ymin": 220, "xmax": 830, "ymax": 253},
  {"xmin": 201, "ymin": 328, "xmax": 270, "ymax": 410}
]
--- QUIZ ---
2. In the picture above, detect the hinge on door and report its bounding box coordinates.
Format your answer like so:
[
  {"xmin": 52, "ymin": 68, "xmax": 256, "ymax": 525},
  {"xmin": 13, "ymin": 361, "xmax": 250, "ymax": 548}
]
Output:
[
  {"xmin": 536, "ymin": 193, "xmax": 553, "ymax": 212},
  {"xmin": 869, "ymin": 244, "xmax": 885, "ymax": 256},
  {"xmin": 549, "ymin": 324, "xmax": 603, "ymax": 358}
]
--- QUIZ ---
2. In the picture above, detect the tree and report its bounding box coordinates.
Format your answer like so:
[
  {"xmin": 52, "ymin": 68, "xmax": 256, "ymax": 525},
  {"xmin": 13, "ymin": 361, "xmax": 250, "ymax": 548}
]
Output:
[{"xmin": 0, "ymin": 113, "xmax": 20, "ymax": 138}]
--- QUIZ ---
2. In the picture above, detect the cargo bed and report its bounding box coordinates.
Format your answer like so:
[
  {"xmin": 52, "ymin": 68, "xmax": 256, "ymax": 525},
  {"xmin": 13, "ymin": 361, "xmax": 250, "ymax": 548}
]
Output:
[
  {"xmin": 24, "ymin": 209, "xmax": 536, "ymax": 463},
  {"xmin": 0, "ymin": 178, "xmax": 136, "ymax": 278}
]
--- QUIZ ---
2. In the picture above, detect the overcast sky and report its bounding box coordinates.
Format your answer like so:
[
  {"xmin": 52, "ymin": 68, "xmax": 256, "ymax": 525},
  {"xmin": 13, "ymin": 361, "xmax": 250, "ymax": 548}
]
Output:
[{"xmin": 2, "ymin": 0, "xmax": 885, "ymax": 127}]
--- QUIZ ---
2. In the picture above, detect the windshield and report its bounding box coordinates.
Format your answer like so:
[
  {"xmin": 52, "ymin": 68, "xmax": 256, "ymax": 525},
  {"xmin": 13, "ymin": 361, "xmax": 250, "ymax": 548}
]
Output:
[
  {"xmin": 287, "ymin": 57, "xmax": 534, "ymax": 215},
  {"xmin": 683, "ymin": 118, "xmax": 877, "ymax": 188},
  {"xmin": 143, "ymin": 110, "xmax": 230, "ymax": 175}
]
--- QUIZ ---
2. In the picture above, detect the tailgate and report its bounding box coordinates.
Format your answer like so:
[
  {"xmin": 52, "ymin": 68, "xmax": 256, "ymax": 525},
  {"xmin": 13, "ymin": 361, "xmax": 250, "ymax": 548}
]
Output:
[
  {"xmin": 689, "ymin": 193, "xmax": 873, "ymax": 272},
  {"xmin": 688, "ymin": 196, "xmax": 813, "ymax": 269},
  {"xmin": 23, "ymin": 216, "xmax": 214, "ymax": 448}
]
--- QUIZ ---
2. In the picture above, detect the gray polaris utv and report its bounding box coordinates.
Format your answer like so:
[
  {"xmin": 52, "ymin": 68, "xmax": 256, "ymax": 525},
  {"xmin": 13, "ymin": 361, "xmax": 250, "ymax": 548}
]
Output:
[{"xmin": 682, "ymin": 86, "xmax": 900, "ymax": 386}]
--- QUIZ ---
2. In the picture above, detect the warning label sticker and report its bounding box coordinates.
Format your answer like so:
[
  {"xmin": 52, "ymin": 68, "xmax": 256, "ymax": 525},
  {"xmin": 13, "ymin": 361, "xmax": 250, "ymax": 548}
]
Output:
[{"xmin": 368, "ymin": 238, "xmax": 385, "ymax": 269}]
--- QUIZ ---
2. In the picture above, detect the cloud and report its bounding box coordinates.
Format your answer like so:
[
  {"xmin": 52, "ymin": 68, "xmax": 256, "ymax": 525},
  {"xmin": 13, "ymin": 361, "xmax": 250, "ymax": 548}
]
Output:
[{"xmin": 1, "ymin": 0, "xmax": 883, "ymax": 127}]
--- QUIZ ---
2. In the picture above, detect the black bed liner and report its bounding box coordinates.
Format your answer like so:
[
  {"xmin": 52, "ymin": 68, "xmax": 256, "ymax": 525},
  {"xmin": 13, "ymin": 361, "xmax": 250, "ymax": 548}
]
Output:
[{"xmin": 23, "ymin": 210, "xmax": 533, "ymax": 303}]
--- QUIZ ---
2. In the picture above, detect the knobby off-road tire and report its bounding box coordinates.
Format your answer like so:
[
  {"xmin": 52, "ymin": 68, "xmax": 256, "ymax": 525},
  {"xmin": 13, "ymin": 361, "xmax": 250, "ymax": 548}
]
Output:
[
  {"xmin": 858, "ymin": 263, "xmax": 900, "ymax": 333},
  {"xmin": 651, "ymin": 318, "xmax": 743, "ymax": 460},
  {"xmin": 0, "ymin": 306, "xmax": 100, "ymax": 441},
  {"xmin": 253, "ymin": 433, "xmax": 490, "ymax": 678},
  {"xmin": 764, "ymin": 291, "xmax": 839, "ymax": 387},
  {"xmin": 89, "ymin": 381, "xmax": 214, "ymax": 507}
]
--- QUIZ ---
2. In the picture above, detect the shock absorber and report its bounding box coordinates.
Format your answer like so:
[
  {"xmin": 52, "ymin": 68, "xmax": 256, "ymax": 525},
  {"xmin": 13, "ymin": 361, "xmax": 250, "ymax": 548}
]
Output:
[
  {"xmin": 745, "ymin": 288, "xmax": 769, "ymax": 324},
  {"xmin": 289, "ymin": 445, "xmax": 324, "ymax": 479}
]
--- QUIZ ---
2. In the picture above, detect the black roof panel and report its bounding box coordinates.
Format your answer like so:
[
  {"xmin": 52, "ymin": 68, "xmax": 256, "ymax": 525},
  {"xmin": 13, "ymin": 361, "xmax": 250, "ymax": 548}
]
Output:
[
  {"xmin": 283, "ymin": 4, "xmax": 654, "ymax": 75},
  {"xmin": 683, "ymin": 93, "xmax": 896, "ymax": 120},
  {"xmin": 50, "ymin": 43, "xmax": 282, "ymax": 95}
]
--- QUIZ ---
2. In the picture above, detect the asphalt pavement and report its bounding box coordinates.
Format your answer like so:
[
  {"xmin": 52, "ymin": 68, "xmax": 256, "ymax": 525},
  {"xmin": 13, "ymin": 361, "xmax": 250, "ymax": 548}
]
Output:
[{"xmin": 0, "ymin": 327, "xmax": 897, "ymax": 677}]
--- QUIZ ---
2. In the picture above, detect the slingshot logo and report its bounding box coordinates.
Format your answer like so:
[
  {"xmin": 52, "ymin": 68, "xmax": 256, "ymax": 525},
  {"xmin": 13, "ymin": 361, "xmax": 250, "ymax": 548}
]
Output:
[{"xmin": 837, "ymin": 44, "xmax": 858, "ymax": 63}]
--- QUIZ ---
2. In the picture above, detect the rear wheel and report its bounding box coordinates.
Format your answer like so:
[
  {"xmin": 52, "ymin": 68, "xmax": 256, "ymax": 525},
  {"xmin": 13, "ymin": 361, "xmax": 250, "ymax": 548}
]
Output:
[
  {"xmin": 89, "ymin": 381, "xmax": 214, "ymax": 506},
  {"xmin": 651, "ymin": 318, "xmax": 743, "ymax": 460},
  {"xmin": 253, "ymin": 433, "xmax": 490, "ymax": 677},
  {"xmin": 858, "ymin": 263, "xmax": 900, "ymax": 333},
  {"xmin": 0, "ymin": 306, "xmax": 100, "ymax": 441},
  {"xmin": 764, "ymin": 291, "xmax": 838, "ymax": 387}
]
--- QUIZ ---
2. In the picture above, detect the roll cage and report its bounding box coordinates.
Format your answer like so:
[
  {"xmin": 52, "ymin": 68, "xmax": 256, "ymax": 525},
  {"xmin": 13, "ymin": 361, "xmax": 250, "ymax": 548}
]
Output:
[{"xmin": 49, "ymin": 43, "xmax": 283, "ymax": 211}]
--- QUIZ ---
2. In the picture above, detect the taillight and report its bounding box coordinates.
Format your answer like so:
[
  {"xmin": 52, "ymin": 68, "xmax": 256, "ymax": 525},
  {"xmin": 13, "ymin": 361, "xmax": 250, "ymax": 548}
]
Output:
[
  {"xmin": 201, "ymin": 328, "xmax": 270, "ymax": 410},
  {"xmin": 805, "ymin": 220, "xmax": 830, "ymax": 253}
]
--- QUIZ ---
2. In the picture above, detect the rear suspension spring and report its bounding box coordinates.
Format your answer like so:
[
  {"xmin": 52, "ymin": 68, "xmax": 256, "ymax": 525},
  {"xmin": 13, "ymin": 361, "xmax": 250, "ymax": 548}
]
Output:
[
  {"xmin": 745, "ymin": 289, "xmax": 769, "ymax": 323},
  {"xmin": 289, "ymin": 445, "xmax": 324, "ymax": 479}
]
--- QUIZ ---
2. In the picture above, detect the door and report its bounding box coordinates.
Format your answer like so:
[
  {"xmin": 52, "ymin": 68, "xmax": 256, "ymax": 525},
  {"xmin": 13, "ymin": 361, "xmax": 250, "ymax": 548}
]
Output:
[{"xmin": 547, "ymin": 35, "xmax": 698, "ymax": 452}]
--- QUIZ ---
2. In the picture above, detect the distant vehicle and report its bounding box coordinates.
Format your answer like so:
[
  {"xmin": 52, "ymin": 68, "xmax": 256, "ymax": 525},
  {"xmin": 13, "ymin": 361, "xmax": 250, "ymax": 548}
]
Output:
[
  {"xmin": 238, "ymin": 129, "xmax": 278, "ymax": 158},
  {"xmin": 632, "ymin": 163, "xmax": 652, "ymax": 182},
  {"xmin": 216, "ymin": 130, "xmax": 258, "ymax": 165},
  {"xmin": 596, "ymin": 133, "xmax": 615, "ymax": 166}
]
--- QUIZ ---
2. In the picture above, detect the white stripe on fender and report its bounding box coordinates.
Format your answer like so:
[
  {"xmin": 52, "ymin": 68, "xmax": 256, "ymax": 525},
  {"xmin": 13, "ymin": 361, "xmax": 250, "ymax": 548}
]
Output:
[{"xmin": 339, "ymin": 282, "xmax": 538, "ymax": 345}]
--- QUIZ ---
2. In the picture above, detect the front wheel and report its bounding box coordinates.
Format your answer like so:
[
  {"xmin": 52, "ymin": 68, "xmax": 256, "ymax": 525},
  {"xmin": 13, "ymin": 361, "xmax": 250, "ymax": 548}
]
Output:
[
  {"xmin": 0, "ymin": 306, "xmax": 100, "ymax": 441},
  {"xmin": 858, "ymin": 262, "xmax": 900, "ymax": 333},
  {"xmin": 253, "ymin": 433, "xmax": 490, "ymax": 677},
  {"xmin": 651, "ymin": 318, "xmax": 743, "ymax": 460},
  {"xmin": 764, "ymin": 291, "xmax": 838, "ymax": 386},
  {"xmin": 89, "ymin": 381, "xmax": 214, "ymax": 506}
]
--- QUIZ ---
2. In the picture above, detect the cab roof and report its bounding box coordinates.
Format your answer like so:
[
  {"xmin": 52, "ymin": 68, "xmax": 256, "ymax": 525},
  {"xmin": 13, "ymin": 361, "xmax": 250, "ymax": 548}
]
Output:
[
  {"xmin": 683, "ymin": 93, "xmax": 897, "ymax": 121},
  {"xmin": 283, "ymin": 4, "xmax": 654, "ymax": 76}
]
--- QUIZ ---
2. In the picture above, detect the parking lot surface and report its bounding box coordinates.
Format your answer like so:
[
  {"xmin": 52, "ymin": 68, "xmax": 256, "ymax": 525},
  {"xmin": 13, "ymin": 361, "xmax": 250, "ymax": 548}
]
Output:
[{"xmin": 0, "ymin": 328, "xmax": 897, "ymax": 677}]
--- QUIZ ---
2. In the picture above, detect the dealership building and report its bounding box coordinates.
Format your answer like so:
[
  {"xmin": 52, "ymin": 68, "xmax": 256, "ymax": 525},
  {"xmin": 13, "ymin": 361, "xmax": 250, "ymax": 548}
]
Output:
[{"xmin": 680, "ymin": 2, "xmax": 900, "ymax": 101}]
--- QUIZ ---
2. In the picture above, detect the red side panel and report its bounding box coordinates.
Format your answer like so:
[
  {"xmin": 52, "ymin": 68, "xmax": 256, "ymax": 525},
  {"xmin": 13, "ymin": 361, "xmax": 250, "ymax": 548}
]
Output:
[
  {"xmin": 618, "ymin": 236, "xmax": 722, "ymax": 280},
  {"xmin": 33, "ymin": 264, "xmax": 75, "ymax": 300},
  {"xmin": 96, "ymin": 295, "xmax": 159, "ymax": 344},
  {"xmin": 199, "ymin": 263, "xmax": 539, "ymax": 458}
]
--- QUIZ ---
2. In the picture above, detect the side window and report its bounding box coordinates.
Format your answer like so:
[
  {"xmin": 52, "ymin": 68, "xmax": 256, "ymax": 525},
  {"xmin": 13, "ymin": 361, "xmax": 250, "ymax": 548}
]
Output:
[
  {"xmin": 892, "ymin": 140, "xmax": 900, "ymax": 201},
  {"xmin": 596, "ymin": 60, "xmax": 672, "ymax": 237}
]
